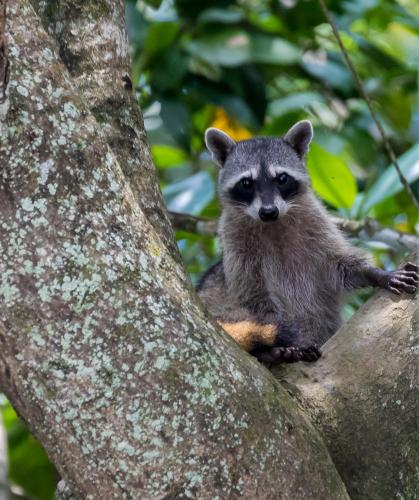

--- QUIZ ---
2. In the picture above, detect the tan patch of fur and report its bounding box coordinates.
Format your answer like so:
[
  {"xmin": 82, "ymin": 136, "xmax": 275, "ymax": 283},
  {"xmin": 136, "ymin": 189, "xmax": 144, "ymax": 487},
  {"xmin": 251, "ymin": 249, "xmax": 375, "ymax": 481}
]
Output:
[{"xmin": 219, "ymin": 321, "xmax": 277, "ymax": 351}]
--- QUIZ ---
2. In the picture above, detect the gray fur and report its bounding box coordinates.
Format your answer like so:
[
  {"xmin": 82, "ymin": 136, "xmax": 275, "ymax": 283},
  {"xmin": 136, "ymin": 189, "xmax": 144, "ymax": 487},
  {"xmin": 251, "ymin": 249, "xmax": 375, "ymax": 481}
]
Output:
[{"xmin": 198, "ymin": 121, "xmax": 418, "ymax": 349}]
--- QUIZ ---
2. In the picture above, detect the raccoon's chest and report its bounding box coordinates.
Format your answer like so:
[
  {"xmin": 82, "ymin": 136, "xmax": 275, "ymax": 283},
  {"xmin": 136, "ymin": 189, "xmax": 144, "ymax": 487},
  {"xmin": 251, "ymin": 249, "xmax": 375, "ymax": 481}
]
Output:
[{"xmin": 261, "ymin": 242, "xmax": 337, "ymax": 317}]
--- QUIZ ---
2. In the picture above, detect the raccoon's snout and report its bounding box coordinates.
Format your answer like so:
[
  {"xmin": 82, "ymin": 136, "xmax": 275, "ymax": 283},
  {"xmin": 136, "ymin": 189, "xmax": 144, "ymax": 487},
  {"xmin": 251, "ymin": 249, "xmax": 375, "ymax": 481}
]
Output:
[{"xmin": 259, "ymin": 206, "xmax": 279, "ymax": 222}]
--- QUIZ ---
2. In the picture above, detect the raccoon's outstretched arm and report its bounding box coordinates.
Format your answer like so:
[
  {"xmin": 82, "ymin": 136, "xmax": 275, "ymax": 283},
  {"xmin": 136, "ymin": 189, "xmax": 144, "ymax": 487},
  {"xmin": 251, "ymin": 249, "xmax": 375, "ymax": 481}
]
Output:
[{"xmin": 341, "ymin": 257, "xmax": 418, "ymax": 295}]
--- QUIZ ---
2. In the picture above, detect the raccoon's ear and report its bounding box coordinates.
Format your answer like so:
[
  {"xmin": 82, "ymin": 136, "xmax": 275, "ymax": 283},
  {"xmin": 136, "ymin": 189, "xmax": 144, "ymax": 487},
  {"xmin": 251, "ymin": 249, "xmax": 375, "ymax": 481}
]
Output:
[
  {"xmin": 283, "ymin": 120, "xmax": 313, "ymax": 158},
  {"xmin": 205, "ymin": 128, "xmax": 236, "ymax": 167}
]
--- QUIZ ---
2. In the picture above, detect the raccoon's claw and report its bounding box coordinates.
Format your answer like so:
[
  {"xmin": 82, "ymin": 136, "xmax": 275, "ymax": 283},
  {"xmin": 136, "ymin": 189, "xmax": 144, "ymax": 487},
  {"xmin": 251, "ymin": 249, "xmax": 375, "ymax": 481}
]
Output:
[
  {"xmin": 255, "ymin": 345, "xmax": 321, "ymax": 364},
  {"xmin": 384, "ymin": 262, "xmax": 418, "ymax": 295},
  {"xmin": 301, "ymin": 345, "xmax": 322, "ymax": 362}
]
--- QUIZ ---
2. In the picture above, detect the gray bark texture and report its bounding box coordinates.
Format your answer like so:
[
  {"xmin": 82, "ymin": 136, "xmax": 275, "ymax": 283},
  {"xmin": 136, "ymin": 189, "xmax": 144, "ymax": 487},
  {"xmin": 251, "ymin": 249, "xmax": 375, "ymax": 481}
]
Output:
[{"xmin": 0, "ymin": 1, "xmax": 416, "ymax": 499}]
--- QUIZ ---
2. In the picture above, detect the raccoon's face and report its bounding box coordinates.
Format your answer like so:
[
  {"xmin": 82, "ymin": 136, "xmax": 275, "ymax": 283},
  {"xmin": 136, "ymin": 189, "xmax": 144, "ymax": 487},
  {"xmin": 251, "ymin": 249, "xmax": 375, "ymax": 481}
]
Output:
[{"xmin": 205, "ymin": 120, "xmax": 313, "ymax": 222}]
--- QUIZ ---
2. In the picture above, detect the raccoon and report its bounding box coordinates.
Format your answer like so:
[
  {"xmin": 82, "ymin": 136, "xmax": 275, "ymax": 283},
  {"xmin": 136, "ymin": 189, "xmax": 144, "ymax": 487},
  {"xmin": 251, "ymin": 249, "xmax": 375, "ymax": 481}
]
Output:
[{"xmin": 197, "ymin": 120, "xmax": 418, "ymax": 363}]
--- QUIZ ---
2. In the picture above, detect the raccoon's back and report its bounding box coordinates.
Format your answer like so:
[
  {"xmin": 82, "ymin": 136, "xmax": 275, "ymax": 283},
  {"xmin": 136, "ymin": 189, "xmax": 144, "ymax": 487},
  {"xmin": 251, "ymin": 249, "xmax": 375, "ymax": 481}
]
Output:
[
  {"xmin": 197, "ymin": 260, "xmax": 224, "ymax": 292},
  {"xmin": 197, "ymin": 260, "xmax": 228, "ymax": 318}
]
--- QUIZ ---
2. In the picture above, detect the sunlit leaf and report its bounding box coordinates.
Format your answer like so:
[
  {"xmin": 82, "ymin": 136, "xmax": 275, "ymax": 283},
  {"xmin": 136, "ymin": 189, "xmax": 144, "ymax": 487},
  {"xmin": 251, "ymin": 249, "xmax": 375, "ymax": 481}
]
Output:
[
  {"xmin": 162, "ymin": 172, "xmax": 215, "ymax": 214},
  {"xmin": 307, "ymin": 143, "xmax": 358, "ymax": 209},
  {"xmin": 361, "ymin": 143, "xmax": 419, "ymax": 214},
  {"xmin": 185, "ymin": 29, "xmax": 300, "ymax": 67},
  {"xmin": 268, "ymin": 92, "xmax": 325, "ymax": 117},
  {"xmin": 302, "ymin": 53, "xmax": 353, "ymax": 92},
  {"xmin": 152, "ymin": 145, "xmax": 188, "ymax": 168},
  {"xmin": 247, "ymin": 11, "xmax": 284, "ymax": 33},
  {"xmin": 198, "ymin": 8, "xmax": 243, "ymax": 24}
]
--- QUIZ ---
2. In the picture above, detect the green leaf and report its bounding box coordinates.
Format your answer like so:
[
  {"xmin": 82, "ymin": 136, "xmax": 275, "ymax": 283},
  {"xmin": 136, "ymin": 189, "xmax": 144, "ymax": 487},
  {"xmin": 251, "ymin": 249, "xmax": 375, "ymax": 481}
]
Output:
[
  {"xmin": 150, "ymin": 48, "xmax": 188, "ymax": 92},
  {"xmin": 2, "ymin": 401, "xmax": 56, "ymax": 499},
  {"xmin": 268, "ymin": 92, "xmax": 325, "ymax": 117},
  {"xmin": 160, "ymin": 99, "xmax": 192, "ymax": 149},
  {"xmin": 302, "ymin": 57, "xmax": 353, "ymax": 93},
  {"xmin": 162, "ymin": 172, "xmax": 215, "ymax": 214},
  {"xmin": 185, "ymin": 29, "xmax": 300, "ymax": 67},
  {"xmin": 185, "ymin": 80, "xmax": 259, "ymax": 128},
  {"xmin": 250, "ymin": 35, "xmax": 301, "ymax": 64},
  {"xmin": 125, "ymin": 1, "xmax": 148, "ymax": 46},
  {"xmin": 361, "ymin": 143, "xmax": 419, "ymax": 214},
  {"xmin": 198, "ymin": 8, "xmax": 243, "ymax": 24},
  {"xmin": 151, "ymin": 145, "xmax": 188, "ymax": 168},
  {"xmin": 307, "ymin": 143, "xmax": 358, "ymax": 209},
  {"xmin": 144, "ymin": 22, "xmax": 180, "ymax": 60},
  {"xmin": 247, "ymin": 11, "xmax": 284, "ymax": 33}
]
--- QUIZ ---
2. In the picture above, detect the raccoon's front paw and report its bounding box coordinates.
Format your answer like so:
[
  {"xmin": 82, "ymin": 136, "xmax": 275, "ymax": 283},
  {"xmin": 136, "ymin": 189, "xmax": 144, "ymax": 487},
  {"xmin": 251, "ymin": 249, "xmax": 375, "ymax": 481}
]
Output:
[
  {"xmin": 383, "ymin": 262, "xmax": 418, "ymax": 295},
  {"xmin": 300, "ymin": 345, "xmax": 322, "ymax": 362},
  {"xmin": 255, "ymin": 345, "xmax": 321, "ymax": 364}
]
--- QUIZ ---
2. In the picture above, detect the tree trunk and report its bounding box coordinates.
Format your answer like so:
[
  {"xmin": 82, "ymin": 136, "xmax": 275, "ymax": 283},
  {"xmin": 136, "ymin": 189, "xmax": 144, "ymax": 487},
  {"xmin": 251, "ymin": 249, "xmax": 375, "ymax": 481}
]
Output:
[
  {"xmin": 0, "ymin": 1, "xmax": 416, "ymax": 499},
  {"xmin": 0, "ymin": 1, "xmax": 349, "ymax": 498}
]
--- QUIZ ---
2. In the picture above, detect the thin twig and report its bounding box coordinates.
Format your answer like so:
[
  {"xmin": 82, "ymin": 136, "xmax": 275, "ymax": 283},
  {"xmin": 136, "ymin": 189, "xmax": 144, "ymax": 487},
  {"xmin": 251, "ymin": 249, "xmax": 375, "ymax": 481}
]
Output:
[
  {"xmin": 0, "ymin": 0, "xmax": 8, "ymax": 105},
  {"xmin": 169, "ymin": 212, "xmax": 218, "ymax": 236},
  {"xmin": 169, "ymin": 211, "xmax": 418, "ymax": 252},
  {"xmin": 318, "ymin": 0, "xmax": 419, "ymax": 210}
]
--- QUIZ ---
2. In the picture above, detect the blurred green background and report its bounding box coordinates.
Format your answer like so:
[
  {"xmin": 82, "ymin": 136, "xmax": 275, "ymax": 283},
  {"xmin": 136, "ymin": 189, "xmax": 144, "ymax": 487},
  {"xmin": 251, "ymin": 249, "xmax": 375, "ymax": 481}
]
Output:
[{"xmin": 1, "ymin": 0, "xmax": 418, "ymax": 497}]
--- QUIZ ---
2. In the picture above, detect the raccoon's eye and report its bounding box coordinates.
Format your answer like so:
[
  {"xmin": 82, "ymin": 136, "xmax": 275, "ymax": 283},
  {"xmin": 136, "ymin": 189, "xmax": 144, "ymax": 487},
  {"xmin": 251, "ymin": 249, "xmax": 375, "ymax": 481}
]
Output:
[
  {"xmin": 239, "ymin": 177, "xmax": 254, "ymax": 190},
  {"xmin": 276, "ymin": 173, "xmax": 289, "ymax": 185}
]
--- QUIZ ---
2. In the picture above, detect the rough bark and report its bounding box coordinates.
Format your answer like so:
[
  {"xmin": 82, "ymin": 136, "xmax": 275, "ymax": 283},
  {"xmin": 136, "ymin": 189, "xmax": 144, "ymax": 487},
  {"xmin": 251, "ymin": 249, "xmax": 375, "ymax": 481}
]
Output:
[
  {"xmin": 0, "ymin": 1, "xmax": 349, "ymax": 498},
  {"xmin": 30, "ymin": 0, "xmax": 179, "ymax": 261},
  {"xmin": 273, "ymin": 258, "xmax": 418, "ymax": 500},
  {"xmin": 0, "ymin": 1, "xmax": 417, "ymax": 499}
]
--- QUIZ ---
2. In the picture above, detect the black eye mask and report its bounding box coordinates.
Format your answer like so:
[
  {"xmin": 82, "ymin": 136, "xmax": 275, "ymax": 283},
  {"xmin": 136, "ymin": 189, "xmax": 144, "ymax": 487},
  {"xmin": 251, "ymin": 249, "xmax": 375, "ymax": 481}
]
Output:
[
  {"xmin": 229, "ymin": 177, "xmax": 255, "ymax": 205},
  {"xmin": 275, "ymin": 173, "xmax": 299, "ymax": 200}
]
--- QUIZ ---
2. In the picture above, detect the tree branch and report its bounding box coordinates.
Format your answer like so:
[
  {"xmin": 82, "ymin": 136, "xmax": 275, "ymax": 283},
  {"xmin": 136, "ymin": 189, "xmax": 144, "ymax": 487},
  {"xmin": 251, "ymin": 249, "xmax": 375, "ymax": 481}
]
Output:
[
  {"xmin": 169, "ymin": 211, "xmax": 219, "ymax": 236},
  {"xmin": 275, "ymin": 252, "xmax": 418, "ymax": 499},
  {"xmin": 169, "ymin": 211, "xmax": 419, "ymax": 252}
]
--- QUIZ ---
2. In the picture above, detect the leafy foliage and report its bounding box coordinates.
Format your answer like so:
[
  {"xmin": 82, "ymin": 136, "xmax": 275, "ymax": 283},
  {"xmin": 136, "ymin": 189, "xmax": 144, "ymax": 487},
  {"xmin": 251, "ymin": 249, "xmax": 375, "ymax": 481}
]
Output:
[
  {"xmin": 0, "ymin": 397, "xmax": 56, "ymax": 499},
  {"xmin": 126, "ymin": 0, "xmax": 419, "ymax": 284}
]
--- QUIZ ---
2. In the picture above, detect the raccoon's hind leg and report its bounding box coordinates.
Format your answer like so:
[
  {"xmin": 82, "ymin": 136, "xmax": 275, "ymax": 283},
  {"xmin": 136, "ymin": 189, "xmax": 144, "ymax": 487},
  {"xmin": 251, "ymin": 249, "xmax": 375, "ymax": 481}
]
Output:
[
  {"xmin": 197, "ymin": 260, "xmax": 320, "ymax": 362},
  {"xmin": 198, "ymin": 260, "xmax": 281, "ymax": 352},
  {"xmin": 253, "ymin": 345, "xmax": 321, "ymax": 364},
  {"xmin": 220, "ymin": 321, "xmax": 321, "ymax": 363},
  {"xmin": 250, "ymin": 323, "xmax": 321, "ymax": 364},
  {"xmin": 219, "ymin": 321, "xmax": 279, "ymax": 352}
]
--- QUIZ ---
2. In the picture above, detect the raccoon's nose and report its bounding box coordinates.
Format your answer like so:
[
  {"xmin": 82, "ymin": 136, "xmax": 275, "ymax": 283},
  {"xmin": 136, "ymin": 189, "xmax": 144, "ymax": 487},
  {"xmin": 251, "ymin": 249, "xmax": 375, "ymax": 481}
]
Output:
[{"xmin": 259, "ymin": 206, "xmax": 279, "ymax": 221}]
